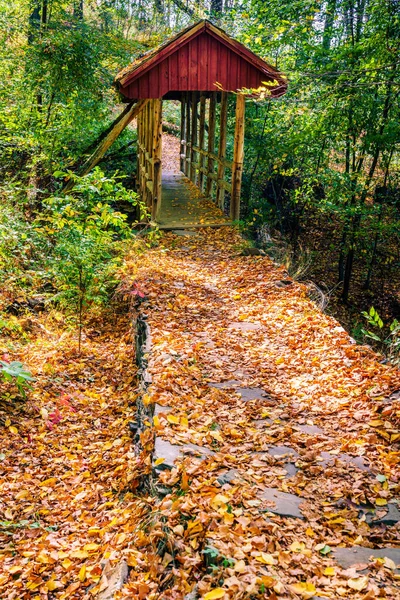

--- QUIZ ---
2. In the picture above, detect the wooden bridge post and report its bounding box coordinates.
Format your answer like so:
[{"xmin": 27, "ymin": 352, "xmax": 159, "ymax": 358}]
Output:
[
  {"xmin": 190, "ymin": 92, "xmax": 198, "ymax": 182},
  {"xmin": 152, "ymin": 98, "xmax": 163, "ymax": 221},
  {"xmin": 205, "ymin": 93, "xmax": 217, "ymax": 199},
  {"xmin": 197, "ymin": 94, "xmax": 206, "ymax": 191},
  {"xmin": 216, "ymin": 91, "xmax": 228, "ymax": 209},
  {"xmin": 180, "ymin": 98, "xmax": 186, "ymax": 173},
  {"xmin": 185, "ymin": 94, "xmax": 191, "ymax": 177},
  {"xmin": 231, "ymin": 94, "xmax": 246, "ymax": 221}
]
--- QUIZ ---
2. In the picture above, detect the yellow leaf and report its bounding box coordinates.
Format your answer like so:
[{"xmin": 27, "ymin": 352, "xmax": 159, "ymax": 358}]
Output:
[
  {"xmin": 46, "ymin": 579, "xmax": 58, "ymax": 591},
  {"xmin": 37, "ymin": 552, "xmax": 50, "ymax": 564},
  {"xmin": 203, "ymin": 589, "xmax": 226, "ymax": 600},
  {"xmin": 154, "ymin": 457, "xmax": 165, "ymax": 466},
  {"xmin": 375, "ymin": 498, "xmax": 387, "ymax": 506},
  {"xmin": 167, "ymin": 414, "xmax": 180, "ymax": 425},
  {"xmin": 39, "ymin": 477, "xmax": 57, "ymax": 487},
  {"xmin": 324, "ymin": 567, "xmax": 335, "ymax": 576},
  {"xmin": 9, "ymin": 426, "xmax": 18, "ymax": 435},
  {"xmin": 275, "ymin": 357, "xmax": 284, "ymax": 365},
  {"xmin": 84, "ymin": 543, "xmax": 99, "ymax": 552},
  {"xmin": 153, "ymin": 415, "xmax": 161, "ymax": 428},
  {"xmin": 255, "ymin": 552, "xmax": 276, "ymax": 565},
  {"xmin": 234, "ymin": 560, "xmax": 246, "ymax": 573},
  {"xmin": 383, "ymin": 557, "xmax": 396, "ymax": 570},
  {"xmin": 305, "ymin": 527, "xmax": 315, "ymax": 537},
  {"xmin": 289, "ymin": 541, "xmax": 305, "ymax": 553},
  {"xmin": 40, "ymin": 407, "xmax": 49, "ymax": 420},
  {"xmin": 210, "ymin": 430, "xmax": 224, "ymax": 443},
  {"xmin": 79, "ymin": 565, "xmax": 86, "ymax": 582},
  {"xmin": 290, "ymin": 582, "xmax": 316, "ymax": 598},
  {"xmin": 71, "ymin": 550, "xmax": 89, "ymax": 559},
  {"xmin": 180, "ymin": 417, "xmax": 188, "ymax": 429},
  {"xmin": 62, "ymin": 558, "xmax": 73, "ymax": 570},
  {"xmin": 369, "ymin": 419, "xmax": 384, "ymax": 427},
  {"xmin": 347, "ymin": 576, "xmax": 368, "ymax": 591},
  {"xmin": 210, "ymin": 494, "xmax": 229, "ymax": 510},
  {"xmin": 4, "ymin": 418, "xmax": 11, "ymax": 427}
]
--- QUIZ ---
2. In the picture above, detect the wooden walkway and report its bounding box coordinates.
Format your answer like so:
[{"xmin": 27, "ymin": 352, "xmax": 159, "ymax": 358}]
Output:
[{"xmin": 156, "ymin": 171, "xmax": 231, "ymax": 230}]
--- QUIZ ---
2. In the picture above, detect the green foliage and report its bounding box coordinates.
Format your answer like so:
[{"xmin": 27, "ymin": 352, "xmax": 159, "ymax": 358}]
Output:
[
  {"xmin": 360, "ymin": 307, "xmax": 400, "ymax": 365},
  {"xmin": 0, "ymin": 360, "xmax": 34, "ymax": 398},
  {"xmin": 237, "ymin": 0, "xmax": 400, "ymax": 300},
  {"xmin": 36, "ymin": 168, "xmax": 147, "ymax": 351}
]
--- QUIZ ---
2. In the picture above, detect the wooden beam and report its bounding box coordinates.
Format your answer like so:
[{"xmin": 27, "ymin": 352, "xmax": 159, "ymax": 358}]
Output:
[
  {"xmin": 231, "ymin": 93, "xmax": 246, "ymax": 221},
  {"xmin": 63, "ymin": 100, "xmax": 148, "ymax": 193},
  {"xmin": 185, "ymin": 94, "xmax": 191, "ymax": 177},
  {"xmin": 190, "ymin": 92, "xmax": 198, "ymax": 182},
  {"xmin": 216, "ymin": 91, "xmax": 228, "ymax": 210},
  {"xmin": 152, "ymin": 98, "xmax": 163, "ymax": 221},
  {"xmin": 197, "ymin": 94, "xmax": 206, "ymax": 191},
  {"xmin": 180, "ymin": 98, "xmax": 186, "ymax": 173},
  {"xmin": 205, "ymin": 93, "xmax": 217, "ymax": 199}
]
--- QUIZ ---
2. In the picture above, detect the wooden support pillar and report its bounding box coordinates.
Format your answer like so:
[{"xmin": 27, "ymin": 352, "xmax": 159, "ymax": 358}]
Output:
[
  {"xmin": 185, "ymin": 94, "xmax": 191, "ymax": 177},
  {"xmin": 216, "ymin": 91, "xmax": 228, "ymax": 210},
  {"xmin": 190, "ymin": 92, "xmax": 198, "ymax": 182},
  {"xmin": 231, "ymin": 94, "xmax": 246, "ymax": 221},
  {"xmin": 137, "ymin": 108, "xmax": 142, "ymax": 193},
  {"xmin": 180, "ymin": 98, "xmax": 186, "ymax": 173},
  {"xmin": 205, "ymin": 93, "xmax": 217, "ymax": 199},
  {"xmin": 152, "ymin": 98, "xmax": 162, "ymax": 221},
  {"xmin": 197, "ymin": 94, "xmax": 206, "ymax": 191}
]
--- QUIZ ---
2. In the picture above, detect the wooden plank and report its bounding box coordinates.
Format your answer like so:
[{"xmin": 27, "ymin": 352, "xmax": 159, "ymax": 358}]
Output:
[
  {"xmin": 185, "ymin": 94, "xmax": 191, "ymax": 177},
  {"xmin": 180, "ymin": 99, "xmax": 186, "ymax": 173},
  {"xmin": 205, "ymin": 93, "xmax": 217, "ymax": 198},
  {"xmin": 118, "ymin": 21, "xmax": 207, "ymax": 87},
  {"xmin": 231, "ymin": 93, "xmax": 245, "ymax": 221},
  {"xmin": 152, "ymin": 98, "xmax": 163, "ymax": 220},
  {"xmin": 63, "ymin": 100, "xmax": 148, "ymax": 193},
  {"xmin": 189, "ymin": 92, "xmax": 198, "ymax": 182},
  {"xmin": 197, "ymin": 94, "xmax": 206, "ymax": 190},
  {"xmin": 216, "ymin": 91, "xmax": 228, "ymax": 209}
]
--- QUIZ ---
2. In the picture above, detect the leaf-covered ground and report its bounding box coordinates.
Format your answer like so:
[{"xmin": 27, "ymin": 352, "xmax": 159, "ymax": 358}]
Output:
[
  {"xmin": 120, "ymin": 227, "xmax": 400, "ymax": 599},
  {"xmin": 1, "ymin": 227, "xmax": 399, "ymax": 600},
  {"xmin": 0, "ymin": 312, "xmax": 147, "ymax": 598}
]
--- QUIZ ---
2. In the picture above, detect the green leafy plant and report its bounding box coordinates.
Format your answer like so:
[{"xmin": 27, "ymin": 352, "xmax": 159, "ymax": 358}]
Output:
[
  {"xmin": 0, "ymin": 360, "xmax": 34, "ymax": 398},
  {"xmin": 37, "ymin": 168, "xmax": 148, "ymax": 353},
  {"xmin": 361, "ymin": 307, "xmax": 400, "ymax": 365}
]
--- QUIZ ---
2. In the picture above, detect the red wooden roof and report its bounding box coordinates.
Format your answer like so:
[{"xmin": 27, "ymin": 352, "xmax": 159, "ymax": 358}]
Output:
[{"xmin": 115, "ymin": 20, "xmax": 287, "ymax": 100}]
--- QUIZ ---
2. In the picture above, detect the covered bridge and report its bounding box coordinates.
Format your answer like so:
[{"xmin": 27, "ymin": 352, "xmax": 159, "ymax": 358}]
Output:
[{"xmin": 69, "ymin": 21, "xmax": 287, "ymax": 226}]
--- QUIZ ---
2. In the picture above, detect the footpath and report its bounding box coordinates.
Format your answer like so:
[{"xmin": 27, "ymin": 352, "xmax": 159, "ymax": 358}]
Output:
[{"xmin": 120, "ymin": 227, "xmax": 400, "ymax": 599}]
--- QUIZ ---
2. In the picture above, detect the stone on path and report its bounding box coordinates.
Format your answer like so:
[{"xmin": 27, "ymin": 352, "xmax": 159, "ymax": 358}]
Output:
[
  {"xmin": 295, "ymin": 424, "xmax": 324, "ymax": 435},
  {"xmin": 171, "ymin": 229, "xmax": 198, "ymax": 236},
  {"xmin": 268, "ymin": 445, "xmax": 299, "ymax": 458},
  {"xmin": 217, "ymin": 469, "xmax": 241, "ymax": 486},
  {"xmin": 153, "ymin": 438, "xmax": 214, "ymax": 472},
  {"xmin": 229, "ymin": 321, "xmax": 262, "ymax": 331},
  {"xmin": 365, "ymin": 502, "xmax": 400, "ymax": 526},
  {"xmin": 319, "ymin": 452, "xmax": 370, "ymax": 472},
  {"xmin": 259, "ymin": 487, "xmax": 305, "ymax": 519},
  {"xmin": 334, "ymin": 546, "xmax": 400, "ymax": 569}
]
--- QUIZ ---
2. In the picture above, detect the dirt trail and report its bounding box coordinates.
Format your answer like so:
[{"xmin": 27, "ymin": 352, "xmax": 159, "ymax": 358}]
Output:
[{"xmin": 120, "ymin": 227, "xmax": 400, "ymax": 599}]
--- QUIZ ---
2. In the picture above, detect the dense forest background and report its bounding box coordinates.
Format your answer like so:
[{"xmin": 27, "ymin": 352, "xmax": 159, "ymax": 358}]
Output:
[{"xmin": 0, "ymin": 0, "xmax": 399, "ymax": 353}]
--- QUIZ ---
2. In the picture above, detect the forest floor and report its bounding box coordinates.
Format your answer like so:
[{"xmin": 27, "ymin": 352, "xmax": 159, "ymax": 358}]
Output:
[{"xmin": 0, "ymin": 310, "xmax": 149, "ymax": 599}]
